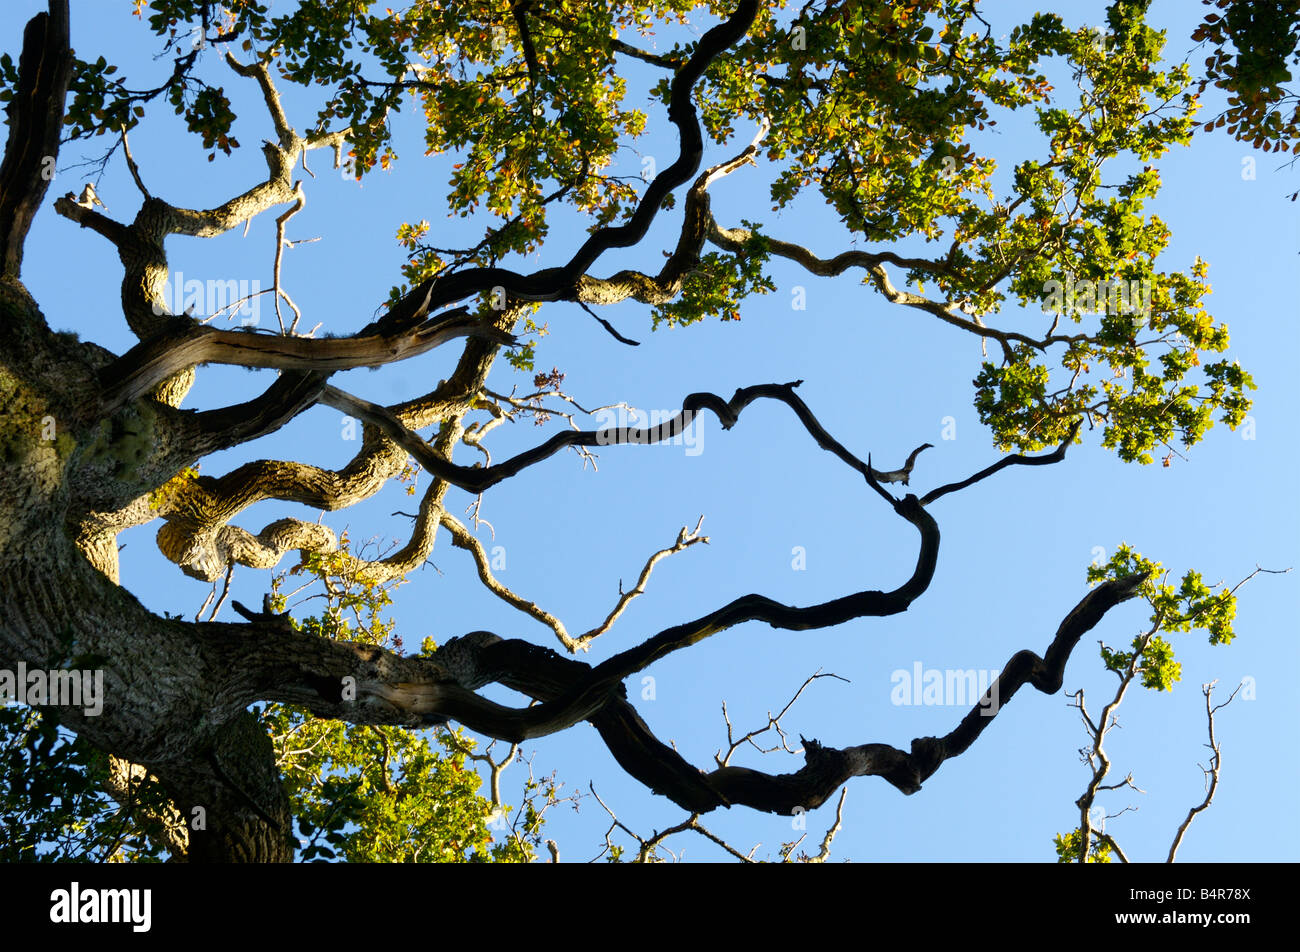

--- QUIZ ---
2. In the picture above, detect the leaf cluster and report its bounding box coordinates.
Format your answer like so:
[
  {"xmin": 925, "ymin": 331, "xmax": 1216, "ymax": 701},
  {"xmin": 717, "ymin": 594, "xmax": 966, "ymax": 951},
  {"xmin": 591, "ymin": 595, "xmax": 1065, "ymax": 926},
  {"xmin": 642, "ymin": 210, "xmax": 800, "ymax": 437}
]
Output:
[{"xmin": 1087, "ymin": 543, "xmax": 1240, "ymax": 691}]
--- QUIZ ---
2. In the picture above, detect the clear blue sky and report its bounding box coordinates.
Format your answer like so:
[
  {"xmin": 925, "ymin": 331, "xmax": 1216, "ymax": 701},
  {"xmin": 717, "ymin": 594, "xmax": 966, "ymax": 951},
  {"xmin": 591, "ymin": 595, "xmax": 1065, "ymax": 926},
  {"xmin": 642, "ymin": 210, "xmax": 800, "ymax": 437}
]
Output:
[{"xmin": 5, "ymin": 0, "xmax": 1297, "ymax": 862}]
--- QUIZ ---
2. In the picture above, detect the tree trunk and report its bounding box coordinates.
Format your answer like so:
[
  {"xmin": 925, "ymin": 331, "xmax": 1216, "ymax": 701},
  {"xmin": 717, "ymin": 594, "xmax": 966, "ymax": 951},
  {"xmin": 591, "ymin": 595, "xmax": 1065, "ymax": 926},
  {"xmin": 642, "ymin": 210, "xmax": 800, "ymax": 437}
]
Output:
[{"xmin": 0, "ymin": 1, "xmax": 291, "ymax": 862}]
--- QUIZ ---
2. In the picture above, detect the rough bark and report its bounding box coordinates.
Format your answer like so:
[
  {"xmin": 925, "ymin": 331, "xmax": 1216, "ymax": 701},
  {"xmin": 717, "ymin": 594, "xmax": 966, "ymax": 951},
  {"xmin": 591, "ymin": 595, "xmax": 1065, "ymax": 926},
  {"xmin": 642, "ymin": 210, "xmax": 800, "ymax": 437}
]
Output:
[{"xmin": 0, "ymin": 1, "xmax": 70, "ymax": 279}]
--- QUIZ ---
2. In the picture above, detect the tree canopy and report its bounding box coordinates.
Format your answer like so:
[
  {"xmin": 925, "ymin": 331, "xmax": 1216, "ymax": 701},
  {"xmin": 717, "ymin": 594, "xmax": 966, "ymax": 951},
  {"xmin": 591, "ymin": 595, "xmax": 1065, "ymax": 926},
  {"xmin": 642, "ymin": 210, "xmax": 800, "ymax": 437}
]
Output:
[{"xmin": 0, "ymin": 0, "xmax": 1294, "ymax": 863}]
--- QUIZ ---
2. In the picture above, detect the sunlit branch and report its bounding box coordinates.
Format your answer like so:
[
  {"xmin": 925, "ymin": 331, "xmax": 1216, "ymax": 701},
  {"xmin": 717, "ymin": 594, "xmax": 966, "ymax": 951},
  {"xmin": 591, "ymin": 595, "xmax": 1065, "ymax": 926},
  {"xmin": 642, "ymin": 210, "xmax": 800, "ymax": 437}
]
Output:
[{"xmin": 100, "ymin": 307, "xmax": 507, "ymax": 411}]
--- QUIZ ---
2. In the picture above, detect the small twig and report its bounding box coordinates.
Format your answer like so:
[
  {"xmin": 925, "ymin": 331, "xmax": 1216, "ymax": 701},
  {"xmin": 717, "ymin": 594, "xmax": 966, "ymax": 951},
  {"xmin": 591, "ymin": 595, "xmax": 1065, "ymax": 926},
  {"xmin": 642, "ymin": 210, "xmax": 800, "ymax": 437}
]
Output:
[
  {"xmin": 716, "ymin": 669, "xmax": 849, "ymax": 767},
  {"xmin": 273, "ymin": 183, "xmax": 306, "ymax": 334},
  {"xmin": 805, "ymin": 787, "xmax": 848, "ymax": 863},
  {"xmin": 119, "ymin": 127, "xmax": 152, "ymax": 200},
  {"xmin": 573, "ymin": 516, "xmax": 709, "ymax": 649},
  {"xmin": 686, "ymin": 819, "xmax": 757, "ymax": 863},
  {"xmin": 199, "ymin": 286, "xmax": 273, "ymax": 324},
  {"xmin": 588, "ymin": 783, "xmax": 646, "ymax": 861},
  {"xmin": 205, "ymin": 561, "xmax": 236, "ymax": 622},
  {"xmin": 195, "ymin": 586, "xmax": 216, "ymax": 623},
  {"xmin": 463, "ymin": 496, "xmax": 496, "ymax": 539},
  {"xmin": 577, "ymin": 300, "xmax": 640, "ymax": 346}
]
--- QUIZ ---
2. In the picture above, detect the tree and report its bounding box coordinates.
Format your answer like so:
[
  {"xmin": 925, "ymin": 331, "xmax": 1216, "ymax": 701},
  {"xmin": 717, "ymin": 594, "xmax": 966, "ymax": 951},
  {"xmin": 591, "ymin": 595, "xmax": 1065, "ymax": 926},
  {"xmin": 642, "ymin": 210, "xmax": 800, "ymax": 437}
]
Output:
[
  {"xmin": 1190, "ymin": 0, "xmax": 1300, "ymax": 199},
  {"xmin": 1, "ymin": 545, "xmax": 558, "ymax": 862},
  {"xmin": 1192, "ymin": 0, "xmax": 1300, "ymax": 155},
  {"xmin": 0, "ymin": 0, "xmax": 1288, "ymax": 863}
]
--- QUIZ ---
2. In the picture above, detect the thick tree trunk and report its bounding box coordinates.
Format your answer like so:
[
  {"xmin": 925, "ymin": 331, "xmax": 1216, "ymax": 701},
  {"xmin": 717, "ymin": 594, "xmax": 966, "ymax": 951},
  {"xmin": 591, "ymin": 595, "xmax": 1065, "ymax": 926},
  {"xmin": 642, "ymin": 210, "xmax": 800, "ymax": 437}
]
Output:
[{"xmin": 0, "ymin": 455, "xmax": 295, "ymax": 860}]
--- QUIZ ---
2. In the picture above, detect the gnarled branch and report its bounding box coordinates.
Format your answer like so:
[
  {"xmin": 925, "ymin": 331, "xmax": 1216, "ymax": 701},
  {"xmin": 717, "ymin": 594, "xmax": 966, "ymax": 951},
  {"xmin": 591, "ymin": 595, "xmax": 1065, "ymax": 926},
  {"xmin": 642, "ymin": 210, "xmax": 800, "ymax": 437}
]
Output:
[
  {"xmin": 0, "ymin": 0, "xmax": 71, "ymax": 280},
  {"xmin": 99, "ymin": 307, "xmax": 508, "ymax": 411},
  {"xmin": 320, "ymin": 379, "xmax": 937, "ymax": 495}
]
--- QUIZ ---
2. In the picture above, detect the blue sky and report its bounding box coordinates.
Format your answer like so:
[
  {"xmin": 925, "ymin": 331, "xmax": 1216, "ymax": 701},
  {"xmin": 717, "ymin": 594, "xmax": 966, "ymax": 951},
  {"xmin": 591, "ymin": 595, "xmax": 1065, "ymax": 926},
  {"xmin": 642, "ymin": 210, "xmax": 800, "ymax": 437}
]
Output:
[{"xmin": 5, "ymin": 0, "xmax": 1297, "ymax": 862}]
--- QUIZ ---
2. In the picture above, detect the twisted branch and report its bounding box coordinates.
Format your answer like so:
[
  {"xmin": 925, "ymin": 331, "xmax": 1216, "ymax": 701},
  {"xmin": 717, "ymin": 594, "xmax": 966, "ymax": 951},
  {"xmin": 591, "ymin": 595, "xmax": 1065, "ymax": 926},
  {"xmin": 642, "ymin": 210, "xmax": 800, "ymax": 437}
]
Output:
[{"xmin": 320, "ymin": 380, "xmax": 935, "ymax": 495}]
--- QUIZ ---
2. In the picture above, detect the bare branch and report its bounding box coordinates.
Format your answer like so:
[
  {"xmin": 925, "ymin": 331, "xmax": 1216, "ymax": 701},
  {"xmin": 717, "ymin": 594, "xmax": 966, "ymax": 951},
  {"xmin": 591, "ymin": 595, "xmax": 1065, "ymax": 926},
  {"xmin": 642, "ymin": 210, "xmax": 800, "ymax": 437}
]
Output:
[
  {"xmin": 321, "ymin": 379, "xmax": 945, "ymax": 496},
  {"xmin": 120, "ymin": 127, "xmax": 152, "ymax": 200},
  {"xmin": 805, "ymin": 788, "xmax": 848, "ymax": 863},
  {"xmin": 439, "ymin": 508, "xmax": 577, "ymax": 651},
  {"xmin": 573, "ymin": 517, "xmax": 710, "ymax": 650},
  {"xmin": 717, "ymin": 669, "xmax": 850, "ymax": 767},
  {"xmin": 0, "ymin": 0, "xmax": 72, "ymax": 280},
  {"xmin": 99, "ymin": 307, "xmax": 508, "ymax": 411},
  {"xmin": 272, "ymin": 183, "xmax": 306, "ymax": 334},
  {"xmin": 577, "ymin": 299, "xmax": 640, "ymax": 346},
  {"xmin": 1167, "ymin": 680, "xmax": 1239, "ymax": 862},
  {"xmin": 684, "ymin": 819, "xmax": 758, "ymax": 863},
  {"xmin": 206, "ymin": 561, "xmax": 236, "ymax": 621},
  {"xmin": 438, "ymin": 511, "xmax": 709, "ymax": 654},
  {"xmin": 920, "ymin": 419, "xmax": 1082, "ymax": 506}
]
